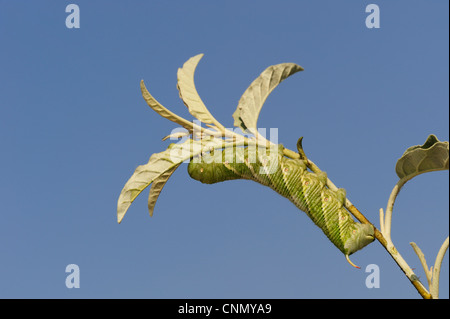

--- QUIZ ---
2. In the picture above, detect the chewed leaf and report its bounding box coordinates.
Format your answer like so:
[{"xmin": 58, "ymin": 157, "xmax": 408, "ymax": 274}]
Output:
[
  {"xmin": 117, "ymin": 152, "xmax": 179, "ymax": 223},
  {"xmin": 395, "ymin": 134, "xmax": 449, "ymax": 181},
  {"xmin": 177, "ymin": 54, "xmax": 223, "ymax": 129},
  {"xmin": 117, "ymin": 138, "xmax": 225, "ymax": 223},
  {"xmin": 148, "ymin": 164, "xmax": 180, "ymax": 217},
  {"xmin": 118, "ymin": 139, "xmax": 199, "ymax": 223},
  {"xmin": 140, "ymin": 80, "xmax": 194, "ymax": 131},
  {"xmin": 232, "ymin": 63, "xmax": 304, "ymax": 133}
]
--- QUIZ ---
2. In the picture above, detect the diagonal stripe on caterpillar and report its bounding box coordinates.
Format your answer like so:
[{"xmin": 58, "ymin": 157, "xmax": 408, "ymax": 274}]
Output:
[{"xmin": 188, "ymin": 144, "xmax": 375, "ymax": 263}]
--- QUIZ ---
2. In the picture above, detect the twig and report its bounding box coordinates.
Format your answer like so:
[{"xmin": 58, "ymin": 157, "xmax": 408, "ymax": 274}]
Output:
[
  {"xmin": 410, "ymin": 242, "xmax": 433, "ymax": 288},
  {"xmin": 431, "ymin": 236, "xmax": 449, "ymax": 298},
  {"xmin": 282, "ymin": 145, "xmax": 432, "ymax": 299}
]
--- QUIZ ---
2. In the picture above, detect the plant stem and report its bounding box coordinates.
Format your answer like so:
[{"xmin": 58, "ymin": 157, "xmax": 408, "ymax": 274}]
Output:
[
  {"xmin": 410, "ymin": 242, "xmax": 433, "ymax": 288},
  {"xmin": 283, "ymin": 145, "xmax": 432, "ymax": 299},
  {"xmin": 431, "ymin": 236, "xmax": 449, "ymax": 298},
  {"xmin": 383, "ymin": 178, "xmax": 409, "ymax": 242}
]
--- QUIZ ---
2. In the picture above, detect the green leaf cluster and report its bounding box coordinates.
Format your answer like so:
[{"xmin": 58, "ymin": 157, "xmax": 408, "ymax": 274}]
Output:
[{"xmin": 117, "ymin": 54, "xmax": 303, "ymax": 222}]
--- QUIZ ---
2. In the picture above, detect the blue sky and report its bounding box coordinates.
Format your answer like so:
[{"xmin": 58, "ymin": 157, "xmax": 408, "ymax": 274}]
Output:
[{"xmin": 0, "ymin": 1, "xmax": 448, "ymax": 299}]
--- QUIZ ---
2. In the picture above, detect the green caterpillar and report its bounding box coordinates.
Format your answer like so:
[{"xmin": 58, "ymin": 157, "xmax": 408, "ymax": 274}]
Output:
[{"xmin": 188, "ymin": 144, "xmax": 375, "ymax": 266}]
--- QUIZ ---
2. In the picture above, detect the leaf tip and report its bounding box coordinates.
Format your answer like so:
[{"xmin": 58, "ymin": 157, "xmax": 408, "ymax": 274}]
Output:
[{"xmin": 117, "ymin": 212, "xmax": 124, "ymax": 224}]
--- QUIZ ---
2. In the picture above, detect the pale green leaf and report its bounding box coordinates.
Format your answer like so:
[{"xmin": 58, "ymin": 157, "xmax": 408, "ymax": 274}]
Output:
[
  {"xmin": 117, "ymin": 138, "xmax": 225, "ymax": 223},
  {"xmin": 395, "ymin": 134, "xmax": 449, "ymax": 181},
  {"xmin": 162, "ymin": 130, "xmax": 190, "ymax": 141},
  {"xmin": 147, "ymin": 164, "xmax": 180, "ymax": 217},
  {"xmin": 232, "ymin": 63, "xmax": 304, "ymax": 133},
  {"xmin": 118, "ymin": 139, "xmax": 198, "ymax": 223},
  {"xmin": 177, "ymin": 54, "xmax": 222, "ymax": 128},
  {"xmin": 140, "ymin": 80, "xmax": 194, "ymax": 131}
]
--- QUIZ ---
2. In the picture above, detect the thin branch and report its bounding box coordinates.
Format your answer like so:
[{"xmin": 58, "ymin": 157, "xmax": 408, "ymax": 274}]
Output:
[
  {"xmin": 431, "ymin": 236, "xmax": 449, "ymax": 299},
  {"xmin": 384, "ymin": 180, "xmax": 406, "ymax": 243},
  {"xmin": 377, "ymin": 177, "xmax": 434, "ymax": 298},
  {"xmin": 379, "ymin": 208, "xmax": 385, "ymax": 235},
  {"xmin": 281, "ymin": 146, "xmax": 431, "ymax": 299},
  {"xmin": 410, "ymin": 242, "xmax": 433, "ymax": 288}
]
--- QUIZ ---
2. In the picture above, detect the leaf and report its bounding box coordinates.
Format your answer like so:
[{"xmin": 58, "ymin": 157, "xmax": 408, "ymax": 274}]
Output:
[
  {"xmin": 140, "ymin": 80, "xmax": 194, "ymax": 131},
  {"xmin": 177, "ymin": 54, "xmax": 223, "ymax": 128},
  {"xmin": 395, "ymin": 134, "xmax": 449, "ymax": 181},
  {"xmin": 147, "ymin": 164, "xmax": 180, "ymax": 217},
  {"xmin": 232, "ymin": 63, "xmax": 304, "ymax": 133},
  {"xmin": 118, "ymin": 139, "xmax": 197, "ymax": 223},
  {"xmin": 162, "ymin": 130, "xmax": 190, "ymax": 141},
  {"xmin": 117, "ymin": 138, "xmax": 225, "ymax": 223}
]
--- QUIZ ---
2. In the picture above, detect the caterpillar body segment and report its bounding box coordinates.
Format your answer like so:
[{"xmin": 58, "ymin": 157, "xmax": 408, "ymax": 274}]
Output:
[{"xmin": 188, "ymin": 145, "xmax": 375, "ymax": 264}]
